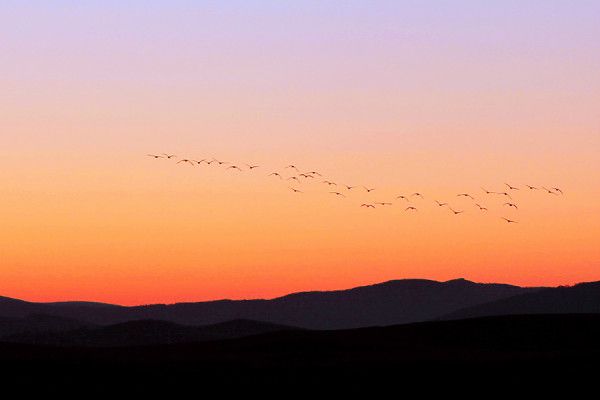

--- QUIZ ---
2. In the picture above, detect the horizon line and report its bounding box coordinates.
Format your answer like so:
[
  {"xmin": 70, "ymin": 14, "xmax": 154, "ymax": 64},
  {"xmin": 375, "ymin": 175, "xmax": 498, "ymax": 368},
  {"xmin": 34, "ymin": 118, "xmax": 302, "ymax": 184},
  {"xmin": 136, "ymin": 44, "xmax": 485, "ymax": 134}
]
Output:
[{"xmin": 3, "ymin": 276, "xmax": 595, "ymax": 308}]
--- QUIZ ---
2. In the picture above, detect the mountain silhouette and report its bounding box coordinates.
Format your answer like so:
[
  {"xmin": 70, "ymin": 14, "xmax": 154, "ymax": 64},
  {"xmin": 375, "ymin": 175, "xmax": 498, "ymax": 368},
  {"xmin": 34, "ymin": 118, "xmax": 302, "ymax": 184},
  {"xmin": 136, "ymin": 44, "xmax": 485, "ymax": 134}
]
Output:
[
  {"xmin": 0, "ymin": 313, "xmax": 95, "ymax": 337},
  {"xmin": 442, "ymin": 280, "xmax": 600, "ymax": 320},
  {"xmin": 3, "ymin": 318, "xmax": 297, "ymax": 346},
  {"xmin": 0, "ymin": 278, "xmax": 538, "ymax": 329}
]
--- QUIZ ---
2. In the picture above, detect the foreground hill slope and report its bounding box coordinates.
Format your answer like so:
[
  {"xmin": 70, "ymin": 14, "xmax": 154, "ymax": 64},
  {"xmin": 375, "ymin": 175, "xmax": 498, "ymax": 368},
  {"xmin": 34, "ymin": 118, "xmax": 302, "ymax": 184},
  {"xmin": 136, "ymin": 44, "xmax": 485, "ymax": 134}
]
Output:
[{"xmin": 1, "ymin": 314, "xmax": 599, "ymax": 392}]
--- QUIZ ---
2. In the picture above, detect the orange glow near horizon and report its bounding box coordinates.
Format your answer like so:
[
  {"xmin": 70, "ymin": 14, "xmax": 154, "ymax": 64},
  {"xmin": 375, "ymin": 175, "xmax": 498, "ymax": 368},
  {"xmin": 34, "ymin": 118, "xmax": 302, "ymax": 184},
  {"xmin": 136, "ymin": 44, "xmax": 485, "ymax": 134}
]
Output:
[
  {"xmin": 2, "ymin": 148, "xmax": 598, "ymax": 305},
  {"xmin": 1, "ymin": 2, "xmax": 599, "ymax": 305}
]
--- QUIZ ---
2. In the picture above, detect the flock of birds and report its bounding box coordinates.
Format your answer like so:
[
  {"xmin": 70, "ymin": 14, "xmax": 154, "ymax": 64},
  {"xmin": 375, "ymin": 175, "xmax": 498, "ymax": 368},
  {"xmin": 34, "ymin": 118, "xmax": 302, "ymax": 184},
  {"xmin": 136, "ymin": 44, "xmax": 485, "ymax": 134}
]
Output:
[{"xmin": 147, "ymin": 153, "xmax": 564, "ymax": 224}]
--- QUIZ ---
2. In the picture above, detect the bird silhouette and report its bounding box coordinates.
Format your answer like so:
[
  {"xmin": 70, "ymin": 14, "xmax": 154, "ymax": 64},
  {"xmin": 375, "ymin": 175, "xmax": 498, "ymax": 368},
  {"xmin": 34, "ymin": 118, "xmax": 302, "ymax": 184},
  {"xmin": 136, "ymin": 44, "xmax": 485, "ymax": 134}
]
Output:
[
  {"xmin": 212, "ymin": 159, "xmax": 229, "ymax": 165},
  {"xmin": 289, "ymin": 187, "xmax": 302, "ymax": 193},
  {"xmin": 286, "ymin": 165, "xmax": 299, "ymax": 172},
  {"xmin": 323, "ymin": 181, "xmax": 337, "ymax": 186},
  {"xmin": 435, "ymin": 200, "xmax": 448, "ymax": 207},
  {"xmin": 162, "ymin": 154, "xmax": 177, "ymax": 159},
  {"xmin": 501, "ymin": 217, "xmax": 518, "ymax": 223},
  {"xmin": 307, "ymin": 171, "xmax": 322, "ymax": 176},
  {"xmin": 344, "ymin": 185, "xmax": 356, "ymax": 190},
  {"xmin": 246, "ymin": 164, "xmax": 260, "ymax": 170},
  {"xmin": 360, "ymin": 204, "xmax": 376, "ymax": 208},
  {"xmin": 299, "ymin": 173, "xmax": 314, "ymax": 179},
  {"xmin": 449, "ymin": 208, "xmax": 463, "ymax": 215},
  {"xmin": 405, "ymin": 206, "xmax": 418, "ymax": 212},
  {"xmin": 195, "ymin": 159, "xmax": 209, "ymax": 165},
  {"xmin": 330, "ymin": 192, "xmax": 346, "ymax": 197},
  {"xmin": 147, "ymin": 154, "xmax": 164, "ymax": 159},
  {"xmin": 396, "ymin": 195, "xmax": 410, "ymax": 202},
  {"xmin": 475, "ymin": 204, "xmax": 488, "ymax": 211},
  {"xmin": 177, "ymin": 159, "xmax": 195, "ymax": 165},
  {"xmin": 287, "ymin": 176, "xmax": 300, "ymax": 183},
  {"xmin": 457, "ymin": 193, "xmax": 475, "ymax": 200},
  {"xmin": 269, "ymin": 172, "xmax": 283, "ymax": 179},
  {"xmin": 375, "ymin": 202, "xmax": 392, "ymax": 206},
  {"xmin": 497, "ymin": 192, "xmax": 513, "ymax": 199},
  {"xmin": 227, "ymin": 165, "xmax": 242, "ymax": 171},
  {"xmin": 505, "ymin": 183, "xmax": 519, "ymax": 190},
  {"xmin": 411, "ymin": 192, "xmax": 424, "ymax": 199},
  {"xmin": 504, "ymin": 202, "xmax": 518, "ymax": 210},
  {"xmin": 481, "ymin": 187, "xmax": 493, "ymax": 194},
  {"xmin": 363, "ymin": 186, "xmax": 375, "ymax": 193},
  {"xmin": 552, "ymin": 187, "xmax": 563, "ymax": 195},
  {"xmin": 542, "ymin": 187, "xmax": 558, "ymax": 195},
  {"xmin": 526, "ymin": 185, "xmax": 538, "ymax": 190}
]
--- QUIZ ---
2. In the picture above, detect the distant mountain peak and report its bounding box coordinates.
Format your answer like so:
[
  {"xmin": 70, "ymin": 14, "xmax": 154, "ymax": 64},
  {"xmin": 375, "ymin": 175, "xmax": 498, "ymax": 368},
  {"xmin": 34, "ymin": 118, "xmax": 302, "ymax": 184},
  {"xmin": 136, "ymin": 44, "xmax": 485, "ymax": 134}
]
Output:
[{"xmin": 445, "ymin": 278, "xmax": 471, "ymax": 284}]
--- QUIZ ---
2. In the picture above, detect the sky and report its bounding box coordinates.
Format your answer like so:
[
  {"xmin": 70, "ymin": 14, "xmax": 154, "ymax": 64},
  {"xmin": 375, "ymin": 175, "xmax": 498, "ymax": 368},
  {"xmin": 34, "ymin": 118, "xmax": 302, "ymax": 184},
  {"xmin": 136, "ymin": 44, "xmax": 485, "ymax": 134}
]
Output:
[{"xmin": 1, "ymin": 1, "xmax": 599, "ymax": 305}]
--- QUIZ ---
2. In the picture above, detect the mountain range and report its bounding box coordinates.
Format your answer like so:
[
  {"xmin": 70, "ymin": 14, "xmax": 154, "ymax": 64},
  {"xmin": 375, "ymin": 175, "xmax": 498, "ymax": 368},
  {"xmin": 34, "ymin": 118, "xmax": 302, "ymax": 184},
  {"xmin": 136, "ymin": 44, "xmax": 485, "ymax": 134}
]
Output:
[
  {"xmin": 2, "ymin": 277, "xmax": 600, "ymax": 391},
  {"xmin": 2, "ymin": 278, "xmax": 600, "ymax": 344},
  {"xmin": 1, "ymin": 278, "xmax": 538, "ymax": 330}
]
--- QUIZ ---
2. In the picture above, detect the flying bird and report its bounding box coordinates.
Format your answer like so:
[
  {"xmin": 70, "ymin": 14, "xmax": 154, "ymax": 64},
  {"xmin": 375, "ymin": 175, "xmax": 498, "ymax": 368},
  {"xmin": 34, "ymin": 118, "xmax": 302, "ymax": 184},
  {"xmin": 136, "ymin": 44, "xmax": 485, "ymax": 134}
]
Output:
[
  {"xmin": 177, "ymin": 159, "xmax": 195, "ymax": 165},
  {"xmin": 542, "ymin": 187, "xmax": 558, "ymax": 195},
  {"xmin": 361, "ymin": 204, "xmax": 376, "ymax": 208},
  {"xmin": 194, "ymin": 159, "xmax": 209, "ymax": 165},
  {"xmin": 435, "ymin": 200, "xmax": 448, "ymax": 207},
  {"xmin": 504, "ymin": 202, "xmax": 518, "ymax": 210},
  {"xmin": 457, "ymin": 193, "xmax": 475, "ymax": 200},
  {"xmin": 405, "ymin": 206, "xmax": 418, "ymax": 212},
  {"xmin": 162, "ymin": 154, "xmax": 177, "ymax": 159},
  {"xmin": 147, "ymin": 154, "xmax": 164, "ymax": 159},
  {"xmin": 552, "ymin": 187, "xmax": 563, "ymax": 195},
  {"xmin": 227, "ymin": 165, "xmax": 242, "ymax": 171},
  {"xmin": 307, "ymin": 171, "xmax": 322, "ymax": 176},
  {"xmin": 396, "ymin": 195, "xmax": 409, "ymax": 202},
  {"xmin": 475, "ymin": 204, "xmax": 488, "ymax": 211},
  {"xmin": 375, "ymin": 202, "xmax": 392, "ymax": 206},
  {"xmin": 299, "ymin": 174, "xmax": 314, "ymax": 179},
  {"xmin": 344, "ymin": 185, "xmax": 356, "ymax": 190},
  {"xmin": 330, "ymin": 192, "xmax": 346, "ymax": 197},
  {"xmin": 411, "ymin": 192, "xmax": 423, "ymax": 199},
  {"xmin": 526, "ymin": 185, "xmax": 538, "ymax": 190},
  {"xmin": 497, "ymin": 192, "xmax": 513, "ymax": 199},
  {"xmin": 449, "ymin": 208, "xmax": 463, "ymax": 215},
  {"xmin": 481, "ymin": 187, "xmax": 494, "ymax": 195},
  {"xmin": 363, "ymin": 186, "xmax": 375, "ymax": 193},
  {"xmin": 505, "ymin": 183, "xmax": 519, "ymax": 190},
  {"xmin": 246, "ymin": 164, "xmax": 260, "ymax": 170},
  {"xmin": 289, "ymin": 187, "xmax": 302, "ymax": 193},
  {"xmin": 501, "ymin": 217, "xmax": 518, "ymax": 224},
  {"xmin": 287, "ymin": 176, "xmax": 300, "ymax": 182},
  {"xmin": 323, "ymin": 181, "xmax": 337, "ymax": 186},
  {"xmin": 269, "ymin": 172, "xmax": 283, "ymax": 179},
  {"xmin": 212, "ymin": 159, "xmax": 229, "ymax": 165},
  {"xmin": 286, "ymin": 165, "xmax": 299, "ymax": 172}
]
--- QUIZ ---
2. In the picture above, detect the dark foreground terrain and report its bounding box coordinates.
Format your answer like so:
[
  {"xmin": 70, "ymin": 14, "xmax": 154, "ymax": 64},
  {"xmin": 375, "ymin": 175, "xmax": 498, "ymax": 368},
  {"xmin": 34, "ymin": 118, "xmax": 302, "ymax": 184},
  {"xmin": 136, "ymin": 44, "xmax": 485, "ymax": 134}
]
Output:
[{"xmin": 2, "ymin": 314, "xmax": 599, "ymax": 394}]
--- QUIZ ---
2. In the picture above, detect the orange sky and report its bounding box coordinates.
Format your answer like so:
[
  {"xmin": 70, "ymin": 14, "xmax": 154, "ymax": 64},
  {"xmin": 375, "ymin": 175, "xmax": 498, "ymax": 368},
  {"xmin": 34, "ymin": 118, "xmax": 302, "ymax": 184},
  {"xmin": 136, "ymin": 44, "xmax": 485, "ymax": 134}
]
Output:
[{"xmin": 1, "ymin": 2, "xmax": 599, "ymax": 305}]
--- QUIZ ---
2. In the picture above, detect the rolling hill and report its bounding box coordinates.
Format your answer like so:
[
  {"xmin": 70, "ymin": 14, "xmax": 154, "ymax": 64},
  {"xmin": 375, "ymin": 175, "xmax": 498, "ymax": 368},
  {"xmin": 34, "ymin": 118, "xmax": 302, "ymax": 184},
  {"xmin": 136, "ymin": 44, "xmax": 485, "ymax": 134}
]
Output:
[
  {"xmin": 442, "ymin": 280, "xmax": 600, "ymax": 320},
  {"xmin": 0, "ymin": 278, "xmax": 537, "ymax": 329},
  {"xmin": 2, "ymin": 318, "xmax": 297, "ymax": 346},
  {"xmin": 1, "ymin": 314, "xmax": 599, "ymax": 393}
]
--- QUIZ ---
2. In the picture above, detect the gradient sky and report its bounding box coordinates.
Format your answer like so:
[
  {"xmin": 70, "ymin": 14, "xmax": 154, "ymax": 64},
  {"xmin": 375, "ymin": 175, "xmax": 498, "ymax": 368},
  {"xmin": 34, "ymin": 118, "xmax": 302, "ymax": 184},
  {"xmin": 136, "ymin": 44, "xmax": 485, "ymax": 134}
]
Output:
[{"xmin": 1, "ymin": 1, "xmax": 599, "ymax": 305}]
